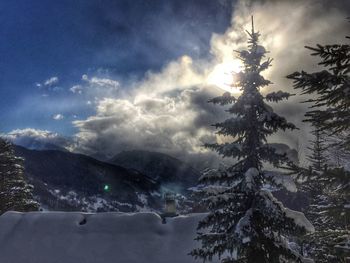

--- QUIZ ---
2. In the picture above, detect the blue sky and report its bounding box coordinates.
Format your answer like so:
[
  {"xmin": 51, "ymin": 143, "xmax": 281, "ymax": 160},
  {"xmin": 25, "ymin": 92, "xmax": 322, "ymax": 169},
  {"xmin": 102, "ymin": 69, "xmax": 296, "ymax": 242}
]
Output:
[{"xmin": 0, "ymin": 0, "xmax": 233, "ymax": 135}]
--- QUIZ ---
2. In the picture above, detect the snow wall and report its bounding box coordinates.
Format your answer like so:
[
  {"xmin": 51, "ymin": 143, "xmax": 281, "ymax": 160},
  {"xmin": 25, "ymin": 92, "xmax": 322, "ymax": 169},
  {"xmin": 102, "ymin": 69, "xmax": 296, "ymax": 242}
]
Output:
[{"xmin": 0, "ymin": 212, "xmax": 219, "ymax": 263}]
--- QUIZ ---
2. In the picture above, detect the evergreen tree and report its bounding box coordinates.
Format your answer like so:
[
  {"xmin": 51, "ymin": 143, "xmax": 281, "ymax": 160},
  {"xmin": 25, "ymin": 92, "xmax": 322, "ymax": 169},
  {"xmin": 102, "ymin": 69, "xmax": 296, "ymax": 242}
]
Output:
[
  {"xmin": 287, "ymin": 20, "xmax": 350, "ymax": 262},
  {"xmin": 0, "ymin": 138, "xmax": 39, "ymax": 214},
  {"xmin": 287, "ymin": 29, "xmax": 350, "ymax": 147},
  {"xmin": 306, "ymin": 124, "xmax": 327, "ymax": 174},
  {"xmin": 297, "ymin": 135, "xmax": 349, "ymax": 262},
  {"xmin": 191, "ymin": 18, "xmax": 314, "ymax": 263},
  {"xmin": 325, "ymin": 132, "xmax": 350, "ymax": 168},
  {"xmin": 300, "ymin": 167, "xmax": 349, "ymax": 263}
]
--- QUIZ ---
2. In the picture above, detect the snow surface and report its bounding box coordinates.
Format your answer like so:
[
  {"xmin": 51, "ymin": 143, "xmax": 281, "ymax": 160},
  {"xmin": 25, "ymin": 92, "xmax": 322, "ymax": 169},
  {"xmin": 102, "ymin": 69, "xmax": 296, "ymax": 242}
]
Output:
[
  {"xmin": 0, "ymin": 212, "xmax": 218, "ymax": 263},
  {"xmin": 284, "ymin": 208, "xmax": 315, "ymax": 233},
  {"xmin": 262, "ymin": 191, "xmax": 315, "ymax": 233},
  {"xmin": 245, "ymin": 167, "xmax": 259, "ymax": 189},
  {"xmin": 265, "ymin": 171, "xmax": 297, "ymax": 193}
]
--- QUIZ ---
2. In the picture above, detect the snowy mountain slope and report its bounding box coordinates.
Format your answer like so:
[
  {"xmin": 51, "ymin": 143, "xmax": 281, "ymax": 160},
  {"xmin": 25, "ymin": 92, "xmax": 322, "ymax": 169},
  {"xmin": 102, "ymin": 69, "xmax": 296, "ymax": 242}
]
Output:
[
  {"xmin": 0, "ymin": 212, "xmax": 217, "ymax": 263},
  {"xmin": 14, "ymin": 146, "xmax": 163, "ymax": 212},
  {"xmin": 109, "ymin": 150, "xmax": 200, "ymax": 193},
  {"xmin": 13, "ymin": 145, "xmax": 307, "ymax": 213}
]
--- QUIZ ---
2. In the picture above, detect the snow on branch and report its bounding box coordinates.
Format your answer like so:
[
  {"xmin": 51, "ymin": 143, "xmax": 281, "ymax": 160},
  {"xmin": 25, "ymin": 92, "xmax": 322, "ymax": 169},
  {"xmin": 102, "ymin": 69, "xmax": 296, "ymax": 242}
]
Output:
[
  {"xmin": 234, "ymin": 208, "xmax": 253, "ymax": 241},
  {"xmin": 199, "ymin": 165, "xmax": 242, "ymax": 184},
  {"xmin": 261, "ymin": 191, "xmax": 315, "ymax": 234},
  {"xmin": 245, "ymin": 168, "xmax": 259, "ymax": 190},
  {"xmin": 205, "ymin": 142, "xmax": 243, "ymax": 159},
  {"xmin": 208, "ymin": 92, "xmax": 236, "ymax": 105},
  {"xmin": 265, "ymin": 171, "xmax": 297, "ymax": 192},
  {"xmin": 265, "ymin": 91, "xmax": 293, "ymax": 102},
  {"xmin": 284, "ymin": 208, "xmax": 315, "ymax": 233},
  {"xmin": 259, "ymin": 58, "xmax": 273, "ymax": 72},
  {"xmin": 260, "ymin": 111, "xmax": 297, "ymax": 131}
]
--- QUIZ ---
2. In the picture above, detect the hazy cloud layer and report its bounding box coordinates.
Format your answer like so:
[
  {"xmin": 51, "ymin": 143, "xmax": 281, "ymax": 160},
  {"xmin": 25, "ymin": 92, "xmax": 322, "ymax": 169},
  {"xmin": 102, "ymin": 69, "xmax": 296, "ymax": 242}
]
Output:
[
  {"xmin": 72, "ymin": 56, "xmax": 223, "ymax": 167},
  {"xmin": 3, "ymin": 128, "xmax": 72, "ymax": 151},
  {"xmin": 68, "ymin": 0, "xmax": 349, "ymax": 167}
]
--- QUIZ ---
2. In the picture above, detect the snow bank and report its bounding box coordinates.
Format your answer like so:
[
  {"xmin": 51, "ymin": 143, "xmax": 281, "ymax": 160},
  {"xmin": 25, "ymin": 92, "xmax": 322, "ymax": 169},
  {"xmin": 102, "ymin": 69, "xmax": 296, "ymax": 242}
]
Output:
[{"xmin": 0, "ymin": 212, "xmax": 217, "ymax": 263}]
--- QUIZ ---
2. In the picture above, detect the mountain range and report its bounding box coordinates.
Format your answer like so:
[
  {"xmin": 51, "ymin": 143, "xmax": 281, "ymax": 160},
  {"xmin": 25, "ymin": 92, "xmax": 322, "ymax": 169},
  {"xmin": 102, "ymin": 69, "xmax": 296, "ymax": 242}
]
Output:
[
  {"xmin": 110, "ymin": 150, "xmax": 200, "ymax": 193},
  {"xmin": 14, "ymin": 146, "xmax": 200, "ymax": 212},
  {"xmin": 12, "ymin": 141, "xmax": 306, "ymax": 213}
]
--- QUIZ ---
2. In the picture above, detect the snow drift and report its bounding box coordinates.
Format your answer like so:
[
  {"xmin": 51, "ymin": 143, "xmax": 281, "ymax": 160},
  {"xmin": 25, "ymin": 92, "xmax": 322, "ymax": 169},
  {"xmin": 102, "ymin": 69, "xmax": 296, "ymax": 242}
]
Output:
[{"xmin": 0, "ymin": 212, "xmax": 218, "ymax": 263}]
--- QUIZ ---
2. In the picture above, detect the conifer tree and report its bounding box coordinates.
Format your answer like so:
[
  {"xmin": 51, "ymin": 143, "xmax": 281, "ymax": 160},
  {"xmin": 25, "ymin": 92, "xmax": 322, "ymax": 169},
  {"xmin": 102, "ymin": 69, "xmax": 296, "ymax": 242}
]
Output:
[
  {"xmin": 307, "ymin": 124, "xmax": 327, "ymax": 174},
  {"xmin": 191, "ymin": 18, "xmax": 314, "ymax": 263},
  {"xmin": 287, "ymin": 29, "xmax": 350, "ymax": 147},
  {"xmin": 287, "ymin": 20, "xmax": 350, "ymax": 262},
  {"xmin": 301, "ymin": 167, "xmax": 349, "ymax": 263},
  {"xmin": 297, "ymin": 136, "xmax": 348, "ymax": 262},
  {"xmin": 0, "ymin": 138, "xmax": 39, "ymax": 214}
]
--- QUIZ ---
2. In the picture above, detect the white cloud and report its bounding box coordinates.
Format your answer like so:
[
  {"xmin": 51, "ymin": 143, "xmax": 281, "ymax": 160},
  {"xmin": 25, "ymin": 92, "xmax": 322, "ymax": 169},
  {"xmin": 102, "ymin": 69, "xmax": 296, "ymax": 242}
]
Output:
[
  {"xmin": 44, "ymin": 76, "xmax": 59, "ymax": 87},
  {"xmin": 36, "ymin": 76, "xmax": 61, "ymax": 95},
  {"xmin": 68, "ymin": 75, "xmax": 120, "ymax": 106},
  {"xmin": 82, "ymin": 74, "xmax": 119, "ymax": 90},
  {"xmin": 6, "ymin": 128, "xmax": 58, "ymax": 140},
  {"xmin": 53, "ymin": 114, "xmax": 64, "ymax": 120},
  {"xmin": 70, "ymin": 85, "xmax": 83, "ymax": 94},
  {"xmin": 73, "ymin": 56, "xmax": 220, "ymax": 164},
  {"xmin": 69, "ymin": 0, "xmax": 349, "ymax": 167},
  {"xmin": 3, "ymin": 128, "xmax": 72, "ymax": 151}
]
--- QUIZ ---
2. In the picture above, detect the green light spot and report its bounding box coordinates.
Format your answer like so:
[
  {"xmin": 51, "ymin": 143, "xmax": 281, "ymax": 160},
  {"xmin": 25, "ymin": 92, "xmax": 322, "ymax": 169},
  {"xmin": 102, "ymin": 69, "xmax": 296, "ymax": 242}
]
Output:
[{"xmin": 104, "ymin": 184, "xmax": 110, "ymax": 191}]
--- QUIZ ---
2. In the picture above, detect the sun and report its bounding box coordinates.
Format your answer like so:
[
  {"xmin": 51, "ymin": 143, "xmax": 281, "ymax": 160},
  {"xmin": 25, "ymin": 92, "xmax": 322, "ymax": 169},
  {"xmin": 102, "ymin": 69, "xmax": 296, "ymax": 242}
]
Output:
[{"xmin": 206, "ymin": 60, "xmax": 242, "ymax": 94}]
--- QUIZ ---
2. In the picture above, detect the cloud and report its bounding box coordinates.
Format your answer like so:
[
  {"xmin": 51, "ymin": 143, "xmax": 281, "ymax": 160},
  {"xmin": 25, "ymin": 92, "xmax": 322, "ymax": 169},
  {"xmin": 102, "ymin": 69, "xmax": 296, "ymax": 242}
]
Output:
[
  {"xmin": 68, "ymin": 74, "xmax": 120, "ymax": 107},
  {"xmin": 3, "ymin": 128, "xmax": 72, "ymax": 151},
  {"xmin": 36, "ymin": 76, "xmax": 61, "ymax": 95},
  {"xmin": 70, "ymin": 0, "xmax": 349, "ymax": 168},
  {"xmin": 53, "ymin": 114, "xmax": 64, "ymax": 120},
  {"xmin": 82, "ymin": 74, "xmax": 119, "ymax": 90},
  {"xmin": 70, "ymin": 85, "xmax": 83, "ymax": 94},
  {"xmin": 44, "ymin": 76, "xmax": 59, "ymax": 87},
  {"xmin": 73, "ymin": 56, "xmax": 221, "ymax": 166}
]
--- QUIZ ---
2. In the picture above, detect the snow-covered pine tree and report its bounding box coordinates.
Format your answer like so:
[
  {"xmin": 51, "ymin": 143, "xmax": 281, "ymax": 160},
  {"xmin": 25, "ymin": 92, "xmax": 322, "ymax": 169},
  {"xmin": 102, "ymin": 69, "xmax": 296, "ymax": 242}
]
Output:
[
  {"xmin": 287, "ymin": 20, "xmax": 350, "ymax": 262},
  {"xmin": 287, "ymin": 26, "xmax": 350, "ymax": 147},
  {"xmin": 298, "ymin": 141, "xmax": 350, "ymax": 262},
  {"xmin": 191, "ymin": 18, "xmax": 314, "ymax": 263},
  {"xmin": 325, "ymin": 132, "xmax": 350, "ymax": 168},
  {"xmin": 296, "ymin": 133, "xmax": 349, "ymax": 262},
  {"xmin": 300, "ymin": 124, "xmax": 328, "ymax": 236},
  {"xmin": 0, "ymin": 138, "xmax": 39, "ymax": 214},
  {"xmin": 301, "ymin": 167, "xmax": 350, "ymax": 263}
]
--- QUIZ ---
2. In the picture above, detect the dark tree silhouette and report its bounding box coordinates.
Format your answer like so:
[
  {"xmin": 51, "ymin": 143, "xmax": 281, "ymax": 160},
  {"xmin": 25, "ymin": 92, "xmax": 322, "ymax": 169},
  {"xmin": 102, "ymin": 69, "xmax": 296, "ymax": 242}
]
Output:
[{"xmin": 191, "ymin": 18, "xmax": 313, "ymax": 263}]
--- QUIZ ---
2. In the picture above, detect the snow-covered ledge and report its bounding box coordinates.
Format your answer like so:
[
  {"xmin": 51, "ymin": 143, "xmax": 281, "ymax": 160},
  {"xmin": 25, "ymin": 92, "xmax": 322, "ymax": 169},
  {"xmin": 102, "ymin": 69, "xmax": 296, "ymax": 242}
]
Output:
[{"xmin": 0, "ymin": 212, "xmax": 215, "ymax": 263}]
